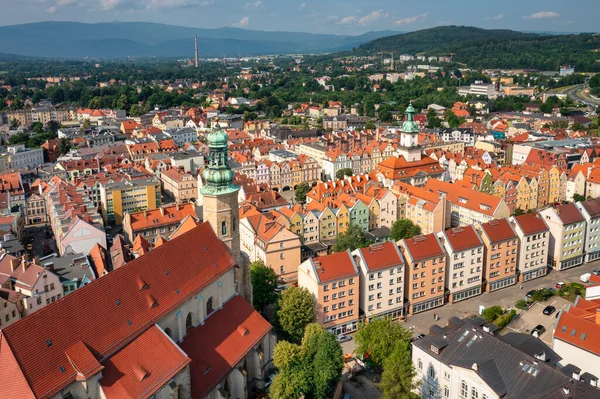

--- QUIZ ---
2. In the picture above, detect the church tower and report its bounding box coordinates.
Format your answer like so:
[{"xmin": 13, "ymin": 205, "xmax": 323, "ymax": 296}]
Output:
[
  {"xmin": 201, "ymin": 121, "xmax": 252, "ymax": 303},
  {"xmin": 397, "ymin": 103, "xmax": 423, "ymax": 162}
]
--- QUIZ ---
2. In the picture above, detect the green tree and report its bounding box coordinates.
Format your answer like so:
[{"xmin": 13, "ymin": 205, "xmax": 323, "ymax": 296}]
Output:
[
  {"xmin": 82, "ymin": 118, "xmax": 91, "ymax": 130},
  {"xmin": 31, "ymin": 122, "xmax": 44, "ymax": 134},
  {"xmin": 116, "ymin": 94, "xmax": 129, "ymax": 110},
  {"xmin": 294, "ymin": 182, "xmax": 311, "ymax": 203},
  {"xmin": 335, "ymin": 168, "xmax": 353, "ymax": 180},
  {"xmin": 46, "ymin": 120, "xmax": 60, "ymax": 133},
  {"xmin": 354, "ymin": 317, "xmax": 412, "ymax": 368},
  {"xmin": 10, "ymin": 118, "xmax": 19, "ymax": 128},
  {"xmin": 379, "ymin": 341, "xmax": 419, "ymax": 399},
  {"xmin": 57, "ymin": 137, "xmax": 71, "ymax": 156},
  {"xmin": 515, "ymin": 299, "xmax": 529, "ymax": 310},
  {"xmin": 390, "ymin": 219, "xmax": 422, "ymax": 241},
  {"xmin": 573, "ymin": 193, "xmax": 586, "ymax": 202},
  {"xmin": 365, "ymin": 120, "xmax": 376, "ymax": 130},
  {"xmin": 270, "ymin": 324, "xmax": 343, "ymax": 399},
  {"xmin": 250, "ymin": 260, "xmax": 278, "ymax": 313},
  {"xmin": 332, "ymin": 223, "xmax": 370, "ymax": 253},
  {"xmin": 276, "ymin": 286, "xmax": 315, "ymax": 341},
  {"xmin": 482, "ymin": 305, "xmax": 504, "ymax": 322},
  {"xmin": 512, "ymin": 208, "xmax": 525, "ymax": 216}
]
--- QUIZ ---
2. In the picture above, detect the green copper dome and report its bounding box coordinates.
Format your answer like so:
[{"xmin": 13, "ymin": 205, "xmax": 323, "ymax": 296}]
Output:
[
  {"xmin": 201, "ymin": 122, "xmax": 239, "ymax": 195},
  {"xmin": 401, "ymin": 103, "xmax": 420, "ymax": 134}
]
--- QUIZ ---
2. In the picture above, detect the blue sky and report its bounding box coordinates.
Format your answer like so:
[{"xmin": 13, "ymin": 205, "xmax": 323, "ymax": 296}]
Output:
[{"xmin": 0, "ymin": 0, "xmax": 598, "ymax": 34}]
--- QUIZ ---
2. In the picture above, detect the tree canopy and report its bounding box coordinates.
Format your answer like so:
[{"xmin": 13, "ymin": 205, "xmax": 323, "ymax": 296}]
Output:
[
  {"xmin": 379, "ymin": 340, "xmax": 420, "ymax": 399},
  {"xmin": 390, "ymin": 219, "xmax": 422, "ymax": 241},
  {"xmin": 294, "ymin": 182, "xmax": 311, "ymax": 203},
  {"xmin": 250, "ymin": 260, "xmax": 278, "ymax": 313},
  {"xmin": 354, "ymin": 317, "xmax": 412, "ymax": 368},
  {"xmin": 332, "ymin": 223, "xmax": 371, "ymax": 253},
  {"xmin": 270, "ymin": 324, "xmax": 343, "ymax": 399},
  {"xmin": 276, "ymin": 286, "xmax": 315, "ymax": 341},
  {"xmin": 335, "ymin": 168, "xmax": 353, "ymax": 180}
]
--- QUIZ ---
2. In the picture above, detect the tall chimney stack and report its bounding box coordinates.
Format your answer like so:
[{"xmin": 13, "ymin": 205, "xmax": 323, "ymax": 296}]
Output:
[{"xmin": 194, "ymin": 35, "xmax": 199, "ymax": 68}]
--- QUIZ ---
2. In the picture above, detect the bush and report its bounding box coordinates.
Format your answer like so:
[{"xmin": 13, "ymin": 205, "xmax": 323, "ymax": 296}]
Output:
[
  {"xmin": 482, "ymin": 305, "xmax": 504, "ymax": 322},
  {"xmin": 531, "ymin": 288, "xmax": 553, "ymax": 302},
  {"xmin": 495, "ymin": 310, "xmax": 517, "ymax": 329},
  {"xmin": 515, "ymin": 299, "xmax": 528, "ymax": 310}
]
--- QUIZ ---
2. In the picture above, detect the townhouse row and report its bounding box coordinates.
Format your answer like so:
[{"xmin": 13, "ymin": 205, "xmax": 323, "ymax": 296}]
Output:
[{"xmin": 296, "ymin": 199, "xmax": 600, "ymax": 335}]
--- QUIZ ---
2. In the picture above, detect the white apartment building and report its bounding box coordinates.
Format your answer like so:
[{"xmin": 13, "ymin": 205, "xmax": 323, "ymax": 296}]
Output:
[
  {"xmin": 509, "ymin": 212, "xmax": 550, "ymax": 282},
  {"xmin": 438, "ymin": 226, "xmax": 484, "ymax": 303},
  {"xmin": 7, "ymin": 145, "xmax": 44, "ymax": 169},
  {"xmin": 575, "ymin": 197, "xmax": 600, "ymax": 262},
  {"xmin": 353, "ymin": 242, "xmax": 405, "ymax": 321},
  {"xmin": 412, "ymin": 317, "xmax": 596, "ymax": 399}
]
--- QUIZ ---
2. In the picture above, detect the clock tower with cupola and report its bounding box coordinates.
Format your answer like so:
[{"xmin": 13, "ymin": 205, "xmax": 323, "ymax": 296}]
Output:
[
  {"xmin": 201, "ymin": 121, "xmax": 252, "ymax": 303},
  {"xmin": 398, "ymin": 103, "xmax": 423, "ymax": 162}
]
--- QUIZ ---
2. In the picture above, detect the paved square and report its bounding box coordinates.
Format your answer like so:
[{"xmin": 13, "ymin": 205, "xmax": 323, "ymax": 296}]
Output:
[{"xmin": 501, "ymin": 297, "xmax": 571, "ymax": 346}]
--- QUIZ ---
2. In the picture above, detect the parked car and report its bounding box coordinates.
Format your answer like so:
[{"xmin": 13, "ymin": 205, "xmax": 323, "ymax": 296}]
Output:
[
  {"xmin": 343, "ymin": 393, "xmax": 352, "ymax": 399},
  {"xmin": 543, "ymin": 305, "xmax": 556, "ymax": 315},
  {"xmin": 26, "ymin": 243, "xmax": 32, "ymax": 251},
  {"xmin": 593, "ymin": 269, "xmax": 600, "ymax": 276},
  {"xmin": 416, "ymin": 333, "xmax": 426, "ymax": 340},
  {"xmin": 580, "ymin": 273, "xmax": 591, "ymax": 283},
  {"xmin": 531, "ymin": 325, "xmax": 546, "ymax": 337},
  {"xmin": 525, "ymin": 290, "xmax": 536, "ymax": 299},
  {"xmin": 555, "ymin": 282, "xmax": 565, "ymax": 289},
  {"xmin": 336, "ymin": 334, "xmax": 352, "ymax": 343}
]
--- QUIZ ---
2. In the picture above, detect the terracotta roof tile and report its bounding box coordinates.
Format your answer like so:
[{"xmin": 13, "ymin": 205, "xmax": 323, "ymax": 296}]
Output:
[
  {"xmin": 442, "ymin": 225, "xmax": 483, "ymax": 252},
  {"xmin": 100, "ymin": 325, "xmax": 190, "ymax": 399},
  {"xmin": 357, "ymin": 242, "xmax": 404, "ymax": 272},
  {"xmin": 401, "ymin": 233, "xmax": 445, "ymax": 262},
  {"xmin": 554, "ymin": 202, "xmax": 585, "ymax": 225},
  {"xmin": 179, "ymin": 295, "xmax": 271, "ymax": 398},
  {"xmin": 479, "ymin": 218, "xmax": 517, "ymax": 244},
  {"xmin": 311, "ymin": 251, "xmax": 358, "ymax": 283},
  {"xmin": 0, "ymin": 223, "xmax": 235, "ymax": 399},
  {"xmin": 554, "ymin": 298, "xmax": 600, "ymax": 356},
  {"xmin": 511, "ymin": 212, "xmax": 549, "ymax": 235}
]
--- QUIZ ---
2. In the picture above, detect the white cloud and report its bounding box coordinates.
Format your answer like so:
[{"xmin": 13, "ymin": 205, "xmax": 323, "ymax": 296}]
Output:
[
  {"xmin": 234, "ymin": 16, "xmax": 250, "ymax": 27},
  {"xmin": 99, "ymin": 0, "xmax": 120, "ymax": 10},
  {"xmin": 358, "ymin": 9, "xmax": 388, "ymax": 26},
  {"xmin": 46, "ymin": 5, "xmax": 57, "ymax": 13},
  {"xmin": 336, "ymin": 15, "xmax": 358, "ymax": 25},
  {"xmin": 485, "ymin": 14, "xmax": 504, "ymax": 21},
  {"xmin": 523, "ymin": 11, "xmax": 559, "ymax": 19},
  {"xmin": 245, "ymin": 0, "xmax": 261, "ymax": 8},
  {"xmin": 300, "ymin": 2, "xmax": 306, "ymax": 9},
  {"xmin": 395, "ymin": 12, "xmax": 428, "ymax": 25},
  {"xmin": 146, "ymin": 0, "xmax": 212, "ymax": 8}
]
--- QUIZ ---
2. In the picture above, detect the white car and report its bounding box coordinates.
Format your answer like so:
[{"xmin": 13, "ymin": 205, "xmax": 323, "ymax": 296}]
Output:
[
  {"xmin": 336, "ymin": 334, "xmax": 352, "ymax": 343},
  {"xmin": 580, "ymin": 273, "xmax": 591, "ymax": 283}
]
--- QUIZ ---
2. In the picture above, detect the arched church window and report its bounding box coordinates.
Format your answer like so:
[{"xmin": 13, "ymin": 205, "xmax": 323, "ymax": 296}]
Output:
[
  {"xmin": 186, "ymin": 312, "xmax": 193, "ymax": 331},
  {"xmin": 207, "ymin": 297, "xmax": 214, "ymax": 314},
  {"xmin": 222, "ymin": 221, "xmax": 227, "ymax": 236}
]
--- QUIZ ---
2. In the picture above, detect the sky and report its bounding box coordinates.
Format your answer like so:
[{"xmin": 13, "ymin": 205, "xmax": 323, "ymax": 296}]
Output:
[{"xmin": 0, "ymin": 0, "xmax": 598, "ymax": 34}]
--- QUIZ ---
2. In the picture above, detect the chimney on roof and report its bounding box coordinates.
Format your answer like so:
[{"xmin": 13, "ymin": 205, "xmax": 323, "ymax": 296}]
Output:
[
  {"xmin": 10, "ymin": 258, "xmax": 19, "ymax": 272},
  {"xmin": 160, "ymin": 207, "xmax": 165, "ymax": 217},
  {"xmin": 572, "ymin": 368, "xmax": 581, "ymax": 381},
  {"xmin": 596, "ymin": 308, "xmax": 600, "ymax": 325},
  {"xmin": 21, "ymin": 258, "xmax": 28, "ymax": 273}
]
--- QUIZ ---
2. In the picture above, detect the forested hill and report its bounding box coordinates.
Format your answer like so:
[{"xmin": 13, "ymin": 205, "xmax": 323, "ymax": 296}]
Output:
[
  {"xmin": 357, "ymin": 26, "xmax": 600, "ymax": 72},
  {"xmin": 359, "ymin": 26, "xmax": 534, "ymax": 54}
]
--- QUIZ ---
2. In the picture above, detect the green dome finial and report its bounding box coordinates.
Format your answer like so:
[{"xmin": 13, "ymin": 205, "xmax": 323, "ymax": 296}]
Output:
[
  {"xmin": 201, "ymin": 120, "xmax": 239, "ymax": 195},
  {"xmin": 401, "ymin": 102, "xmax": 419, "ymax": 133}
]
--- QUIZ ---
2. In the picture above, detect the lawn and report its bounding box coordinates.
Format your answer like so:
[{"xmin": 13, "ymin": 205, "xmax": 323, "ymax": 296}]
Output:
[{"xmin": 557, "ymin": 282, "xmax": 586, "ymax": 303}]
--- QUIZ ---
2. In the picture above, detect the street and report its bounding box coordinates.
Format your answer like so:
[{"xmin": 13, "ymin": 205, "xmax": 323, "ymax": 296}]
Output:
[{"xmin": 558, "ymin": 84, "xmax": 600, "ymax": 107}]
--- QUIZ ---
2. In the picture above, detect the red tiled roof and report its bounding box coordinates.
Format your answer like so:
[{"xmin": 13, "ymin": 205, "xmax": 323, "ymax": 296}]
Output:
[
  {"xmin": 0, "ymin": 223, "xmax": 236, "ymax": 399},
  {"xmin": 424, "ymin": 179, "xmax": 503, "ymax": 217},
  {"xmin": 100, "ymin": 325, "xmax": 190, "ymax": 399},
  {"xmin": 553, "ymin": 202, "xmax": 584, "ymax": 225},
  {"xmin": 443, "ymin": 225, "xmax": 482, "ymax": 252},
  {"xmin": 479, "ymin": 218, "xmax": 517, "ymax": 244},
  {"xmin": 402, "ymin": 233, "xmax": 445, "ymax": 262},
  {"xmin": 88, "ymin": 243, "xmax": 108, "ymax": 277},
  {"xmin": 554, "ymin": 298, "xmax": 600, "ymax": 356},
  {"xmin": 311, "ymin": 251, "xmax": 358, "ymax": 283},
  {"xmin": 64, "ymin": 341, "xmax": 103, "ymax": 381},
  {"xmin": 128, "ymin": 203, "xmax": 196, "ymax": 231},
  {"xmin": 580, "ymin": 197, "xmax": 600, "ymax": 219},
  {"xmin": 512, "ymin": 212, "xmax": 549, "ymax": 235},
  {"xmin": 358, "ymin": 242, "xmax": 404, "ymax": 272},
  {"xmin": 179, "ymin": 295, "xmax": 271, "ymax": 398}
]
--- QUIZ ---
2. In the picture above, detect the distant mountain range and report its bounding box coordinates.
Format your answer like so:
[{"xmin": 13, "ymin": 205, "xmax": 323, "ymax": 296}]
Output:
[{"xmin": 0, "ymin": 21, "xmax": 401, "ymax": 58}]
